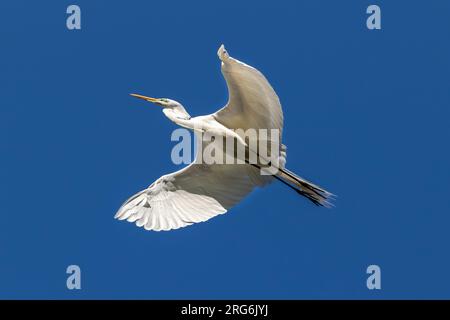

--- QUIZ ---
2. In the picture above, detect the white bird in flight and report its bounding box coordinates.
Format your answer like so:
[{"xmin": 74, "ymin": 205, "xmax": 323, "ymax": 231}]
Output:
[{"xmin": 115, "ymin": 45, "xmax": 334, "ymax": 231}]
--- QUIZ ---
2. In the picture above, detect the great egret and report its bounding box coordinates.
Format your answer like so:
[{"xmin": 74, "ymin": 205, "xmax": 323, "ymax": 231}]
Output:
[{"xmin": 115, "ymin": 45, "xmax": 334, "ymax": 231}]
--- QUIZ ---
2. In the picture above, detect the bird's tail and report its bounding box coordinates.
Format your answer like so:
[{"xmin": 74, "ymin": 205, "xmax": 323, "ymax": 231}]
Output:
[{"xmin": 276, "ymin": 168, "xmax": 335, "ymax": 207}]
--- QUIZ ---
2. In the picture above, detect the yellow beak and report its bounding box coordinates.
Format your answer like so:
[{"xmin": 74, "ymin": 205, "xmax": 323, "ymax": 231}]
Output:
[{"xmin": 130, "ymin": 93, "xmax": 160, "ymax": 104}]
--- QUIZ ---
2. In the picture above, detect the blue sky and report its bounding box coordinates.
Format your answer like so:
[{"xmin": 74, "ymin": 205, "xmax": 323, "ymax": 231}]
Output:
[{"xmin": 1, "ymin": 0, "xmax": 450, "ymax": 299}]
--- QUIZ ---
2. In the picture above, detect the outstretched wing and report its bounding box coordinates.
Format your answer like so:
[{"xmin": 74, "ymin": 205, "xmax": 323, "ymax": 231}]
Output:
[
  {"xmin": 213, "ymin": 45, "xmax": 284, "ymax": 136},
  {"xmin": 115, "ymin": 137, "xmax": 271, "ymax": 231}
]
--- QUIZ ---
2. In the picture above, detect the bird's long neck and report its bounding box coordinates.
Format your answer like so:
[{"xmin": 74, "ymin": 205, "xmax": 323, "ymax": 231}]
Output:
[{"xmin": 163, "ymin": 107, "xmax": 193, "ymax": 130}]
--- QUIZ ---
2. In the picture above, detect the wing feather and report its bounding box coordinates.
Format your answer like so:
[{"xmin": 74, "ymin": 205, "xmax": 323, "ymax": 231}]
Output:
[
  {"xmin": 214, "ymin": 45, "xmax": 284, "ymax": 136},
  {"xmin": 115, "ymin": 161, "xmax": 265, "ymax": 231}
]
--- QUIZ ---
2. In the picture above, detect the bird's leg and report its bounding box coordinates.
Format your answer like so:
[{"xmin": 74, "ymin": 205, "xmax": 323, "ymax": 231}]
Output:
[{"xmin": 244, "ymin": 160, "xmax": 321, "ymax": 204}]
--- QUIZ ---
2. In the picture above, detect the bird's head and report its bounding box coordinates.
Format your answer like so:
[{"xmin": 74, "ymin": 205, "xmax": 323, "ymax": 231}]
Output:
[
  {"xmin": 130, "ymin": 93, "xmax": 191, "ymax": 120},
  {"xmin": 130, "ymin": 93, "xmax": 179, "ymax": 108}
]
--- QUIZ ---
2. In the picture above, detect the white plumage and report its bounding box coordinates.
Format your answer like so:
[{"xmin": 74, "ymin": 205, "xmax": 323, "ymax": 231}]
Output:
[{"xmin": 115, "ymin": 45, "xmax": 333, "ymax": 231}]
